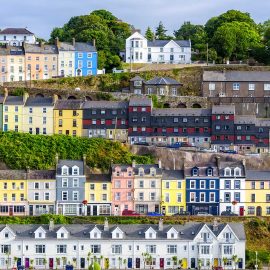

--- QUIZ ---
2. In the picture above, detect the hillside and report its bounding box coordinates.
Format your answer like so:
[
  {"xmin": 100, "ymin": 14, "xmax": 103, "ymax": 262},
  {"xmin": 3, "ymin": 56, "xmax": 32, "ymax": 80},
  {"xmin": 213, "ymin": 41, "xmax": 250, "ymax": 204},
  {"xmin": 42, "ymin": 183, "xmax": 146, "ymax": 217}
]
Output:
[{"xmin": 0, "ymin": 132, "xmax": 153, "ymax": 171}]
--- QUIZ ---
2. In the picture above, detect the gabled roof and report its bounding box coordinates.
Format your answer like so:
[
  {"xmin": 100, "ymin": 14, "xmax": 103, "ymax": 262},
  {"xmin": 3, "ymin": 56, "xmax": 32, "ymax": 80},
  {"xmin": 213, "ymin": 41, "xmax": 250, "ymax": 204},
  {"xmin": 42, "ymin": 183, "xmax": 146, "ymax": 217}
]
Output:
[
  {"xmin": 147, "ymin": 40, "xmax": 190, "ymax": 48},
  {"xmin": 144, "ymin": 77, "xmax": 182, "ymax": 85},
  {"xmin": 34, "ymin": 226, "xmax": 46, "ymax": 234},
  {"xmin": 0, "ymin": 28, "xmax": 34, "ymax": 35},
  {"xmin": 111, "ymin": 164, "xmax": 133, "ymax": 172},
  {"xmin": 144, "ymin": 226, "xmax": 157, "ymax": 234},
  {"xmin": 83, "ymin": 101, "xmax": 128, "ymax": 109},
  {"xmin": 1, "ymin": 225, "xmax": 16, "ymax": 237},
  {"xmin": 4, "ymin": 96, "xmax": 24, "ymax": 105},
  {"xmin": 56, "ymin": 226, "xmax": 69, "ymax": 234},
  {"xmin": 56, "ymin": 160, "xmax": 85, "ymax": 175},
  {"xmin": 218, "ymin": 161, "xmax": 245, "ymax": 177},
  {"xmin": 133, "ymin": 164, "xmax": 162, "ymax": 175},
  {"xmin": 216, "ymin": 223, "xmax": 239, "ymax": 241},
  {"xmin": 129, "ymin": 97, "xmax": 152, "ymax": 106},
  {"xmin": 130, "ymin": 76, "xmax": 144, "ymax": 82}
]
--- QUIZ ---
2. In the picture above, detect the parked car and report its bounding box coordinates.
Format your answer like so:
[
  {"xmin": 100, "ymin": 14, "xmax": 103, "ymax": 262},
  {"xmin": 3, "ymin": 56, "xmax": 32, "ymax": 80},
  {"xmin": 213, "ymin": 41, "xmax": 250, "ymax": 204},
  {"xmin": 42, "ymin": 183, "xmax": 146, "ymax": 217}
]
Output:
[
  {"xmin": 196, "ymin": 212, "xmax": 213, "ymax": 216},
  {"xmin": 147, "ymin": 212, "xmax": 164, "ymax": 216},
  {"xmin": 167, "ymin": 142, "xmax": 182, "ymax": 149},
  {"xmin": 122, "ymin": 210, "xmax": 140, "ymax": 216},
  {"xmin": 221, "ymin": 211, "xmax": 238, "ymax": 216},
  {"xmin": 221, "ymin": 150, "xmax": 237, "ymax": 154},
  {"xmin": 201, "ymin": 148, "xmax": 217, "ymax": 153},
  {"xmin": 133, "ymin": 142, "xmax": 149, "ymax": 146},
  {"xmin": 173, "ymin": 211, "xmax": 190, "ymax": 216}
]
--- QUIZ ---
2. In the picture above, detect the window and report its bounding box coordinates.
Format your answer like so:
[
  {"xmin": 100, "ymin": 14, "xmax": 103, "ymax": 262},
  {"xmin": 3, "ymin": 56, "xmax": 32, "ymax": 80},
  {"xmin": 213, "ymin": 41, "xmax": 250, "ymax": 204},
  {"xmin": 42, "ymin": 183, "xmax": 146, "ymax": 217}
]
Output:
[
  {"xmin": 150, "ymin": 192, "xmax": 156, "ymax": 201},
  {"xmin": 73, "ymin": 178, "xmax": 79, "ymax": 187},
  {"xmin": 112, "ymin": 245, "xmax": 122, "ymax": 254},
  {"xmin": 62, "ymin": 191, "xmax": 68, "ymax": 201},
  {"xmin": 266, "ymin": 194, "xmax": 270, "ymax": 202},
  {"xmin": 260, "ymin": 181, "xmax": 265, "ymax": 189},
  {"xmin": 87, "ymin": 53, "xmax": 92, "ymax": 58},
  {"xmin": 146, "ymin": 245, "xmax": 156, "ymax": 254},
  {"xmin": 139, "ymin": 192, "xmax": 144, "ymax": 200},
  {"xmin": 233, "ymin": 83, "xmax": 240, "ymax": 90},
  {"xmin": 73, "ymin": 191, "xmax": 79, "ymax": 201},
  {"xmin": 36, "ymin": 245, "xmax": 45, "ymax": 253},
  {"xmin": 139, "ymin": 180, "xmax": 144, "ymax": 188},
  {"xmin": 62, "ymin": 179, "xmax": 68, "ymax": 187},
  {"xmin": 87, "ymin": 61, "xmax": 92, "ymax": 68},
  {"xmin": 251, "ymin": 181, "xmax": 256, "ymax": 189},
  {"xmin": 57, "ymin": 245, "xmax": 67, "ymax": 253},
  {"xmin": 177, "ymin": 193, "xmax": 182, "ymax": 203},
  {"xmin": 249, "ymin": 83, "xmax": 255, "ymax": 91},
  {"xmin": 210, "ymin": 180, "xmax": 215, "ymax": 189},
  {"xmin": 177, "ymin": 181, "xmax": 182, "ymax": 189},
  {"xmin": 234, "ymin": 192, "xmax": 240, "ymax": 202},
  {"xmin": 210, "ymin": 192, "xmax": 215, "ymax": 202},
  {"xmin": 1, "ymin": 245, "xmax": 11, "ymax": 253},
  {"xmin": 266, "ymin": 207, "xmax": 270, "ymax": 215},
  {"xmin": 201, "ymin": 246, "xmax": 210, "ymax": 254},
  {"xmin": 248, "ymin": 206, "xmax": 255, "ymax": 215},
  {"xmin": 192, "ymin": 168, "xmax": 198, "ymax": 176},
  {"xmin": 91, "ymin": 245, "xmax": 101, "ymax": 254},
  {"xmin": 102, "ymin": 194, "xmax": 107, "ymax": 201},
  {"xmin": 151, "ymin": 180, "xmax": 156, "ymax": 188},
  {"xmin": 264, "ymin": 84, "xmax": 270, "ymax": 91},
  {"xmin": 224, "ymin": 245, "xmax": 233, "ymax": 255},
  {"xmin": 183, "ymin": 117, "xmax": 187, "ymax": 123},
  {"xmin": 190, "ymin": 192, "xmax": 195, "ymax": 202},
  {"xmin": 251, "ymin": 194, "xmax": 256, "ymax": 202},
  {"xmin": 167, "ymin": 245, "xmax": 177, "ymax": 254},
  {"xmin": 235, "ymin": 180, "xmax": 240, "ymax": 189},
  {"xmin": 224, "ymin": 193, "xmax": 231, "ymax": 203},
  {"xmin": 190, "ymin": 180, "xmax": 196, "ymax": 189},
  {"xmin": 115, "ymin": 192, "xmax": 120, "ymax": 201},
  {"xmin": 200, "ymin": 180, "xmax": 206, "ymax": 189},
  {"xmin": 225, "ymin": 180, "xmax": 231, "ymax": 189},
  {"xmin": 200, "ymin": 193, "xmax": 205, "ymax": 202},
  {"xmin": 45, "ymin": 193, "xmax": 50, "ymax": 201}
]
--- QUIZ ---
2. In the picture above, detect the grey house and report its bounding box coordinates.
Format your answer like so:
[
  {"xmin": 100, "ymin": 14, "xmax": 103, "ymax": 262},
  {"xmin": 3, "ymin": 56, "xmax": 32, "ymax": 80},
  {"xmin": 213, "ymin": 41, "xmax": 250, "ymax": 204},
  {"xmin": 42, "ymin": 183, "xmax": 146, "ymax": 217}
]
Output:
[{"xmin": 56, "ymin": 158, "xmax": 86, "ymax": 216}]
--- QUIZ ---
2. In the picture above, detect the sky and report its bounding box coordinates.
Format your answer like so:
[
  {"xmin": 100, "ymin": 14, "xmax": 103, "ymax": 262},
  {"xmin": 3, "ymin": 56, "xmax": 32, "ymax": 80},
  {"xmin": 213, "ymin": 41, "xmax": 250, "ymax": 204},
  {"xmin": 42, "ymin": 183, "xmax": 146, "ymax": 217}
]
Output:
[{"xmin": 1, "ymin": 0, "xmax": 270, "ymax": 40}]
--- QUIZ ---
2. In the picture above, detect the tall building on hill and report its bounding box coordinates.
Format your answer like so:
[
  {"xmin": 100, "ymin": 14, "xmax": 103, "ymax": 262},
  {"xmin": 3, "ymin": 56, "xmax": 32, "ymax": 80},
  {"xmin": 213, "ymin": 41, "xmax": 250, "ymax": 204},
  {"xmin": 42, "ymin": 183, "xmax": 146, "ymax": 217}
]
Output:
[{"xmin": 0, "ymin": 28, "xmax": 36, "ymax": 46}]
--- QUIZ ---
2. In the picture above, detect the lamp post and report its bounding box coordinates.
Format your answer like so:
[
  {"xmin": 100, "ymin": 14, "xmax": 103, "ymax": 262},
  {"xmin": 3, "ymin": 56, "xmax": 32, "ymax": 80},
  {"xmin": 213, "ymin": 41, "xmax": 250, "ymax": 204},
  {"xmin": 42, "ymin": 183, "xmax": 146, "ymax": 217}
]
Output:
[{"xmin": 255, "ymin": 251, "xmax": 258, "ymax": 270}]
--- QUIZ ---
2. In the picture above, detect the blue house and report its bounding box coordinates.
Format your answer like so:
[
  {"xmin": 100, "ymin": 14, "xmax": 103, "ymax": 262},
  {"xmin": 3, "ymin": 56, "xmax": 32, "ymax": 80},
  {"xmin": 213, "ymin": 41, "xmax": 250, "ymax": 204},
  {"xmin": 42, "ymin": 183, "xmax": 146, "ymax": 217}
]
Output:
[
  {"xmin": 74, "ymin": 42, "xmax": 98, "ymax": 76},
  {"xmin": 185, "ymin": 161, "xmax": 220, "ymax": 215}
]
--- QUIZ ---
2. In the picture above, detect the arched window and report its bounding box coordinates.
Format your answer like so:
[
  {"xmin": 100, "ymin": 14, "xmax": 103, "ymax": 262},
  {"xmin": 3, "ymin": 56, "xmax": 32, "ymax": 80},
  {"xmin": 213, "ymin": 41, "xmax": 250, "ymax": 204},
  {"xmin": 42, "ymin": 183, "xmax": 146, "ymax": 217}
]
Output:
[
  {"xmin": 72, "ymin": 166, "xmax": 79, "ymax": 175},
  {"xmin": 61, "ymin": 165, "xmax": 69, "ymax": 176},
  {"xmin": 207, "ymin": 167, "xmax": 213, "ymax": 176},
  {"xmin": 234, "ymin": 167, "xmax": 241, "ymax": 177},
  {"xmin": 192, "ymin": 167, "xmax": 199, "ymax": 176}
]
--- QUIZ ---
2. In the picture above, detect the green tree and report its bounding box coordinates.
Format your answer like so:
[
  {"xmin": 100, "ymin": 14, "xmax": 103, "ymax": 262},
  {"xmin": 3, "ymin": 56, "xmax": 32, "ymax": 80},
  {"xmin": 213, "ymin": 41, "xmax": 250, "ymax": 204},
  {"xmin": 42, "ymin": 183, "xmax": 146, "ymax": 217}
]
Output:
[
  {"xmin": 232, "ymin": 255, "xmax": 238, "ymax": 270},
  {"xmin": 145, "ymin": 27, "xmax": 155, "ymax": 41},
  {"xmin": 222, "ymin": 257, "xmax": 228, "ymax": 270},
  {"xmin": 172, "ymin": 256, "xmax": 178, "ymax": 269},
  {"xmin": 155, "ymin": 21, "xmax": 167, "ymax": 40}
]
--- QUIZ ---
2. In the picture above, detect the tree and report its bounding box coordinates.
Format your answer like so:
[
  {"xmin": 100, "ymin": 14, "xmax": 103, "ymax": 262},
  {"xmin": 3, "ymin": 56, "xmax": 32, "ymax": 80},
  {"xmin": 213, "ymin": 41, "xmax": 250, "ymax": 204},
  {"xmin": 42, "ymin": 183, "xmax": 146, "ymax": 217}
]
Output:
[
  {"xmin": 44, "ymin": 258, "xmax": 48, "ymax": 270},
  {"xmin": 118, "ymin": 257, "xmax": 122, "ymax": 270},
  {"xmin": 145, "ymin": 27, "xmax": 154, "ymax": 41},
  {"xmin": 61, "ymin": 257, "xmax": 67, "ymax": 270},
  {"xmin": 178, "ymin": 259, "xmax": 183, "ymax": 269},
  {"xmin": 198, "ymin": 259, "xmax": 202, "ymax": 270},
  {"xmin": 232, "ymin": 255, "xmax": 238, "ymax": 270},
  {"xmin": 30, "ymin": 259, "xmax": 34, "ymax": 270},
  {"xmin": 56, "ymin": 258, "xmax": 61, "ymax": 270},
  {"xmin": 13, "ymin": 257, "xmax": 18, "ymax": 268},
  {"xmin": 155, "ymin": 21, "xmax": 167, "ymax": 40},
  {"xmin": 87, "ymin": 252, "xmax": 92, "ymax": 268},
  {"xmin": 172, "ymin": 256, "xmax": 178, "ymax": 269},
  {"xmin": 222, "ymin": 257, "xmax": 228, "ymax": 270},
  {"xmin": 123, "ymin": 259, "xmax": 127, "ymax": 270}
]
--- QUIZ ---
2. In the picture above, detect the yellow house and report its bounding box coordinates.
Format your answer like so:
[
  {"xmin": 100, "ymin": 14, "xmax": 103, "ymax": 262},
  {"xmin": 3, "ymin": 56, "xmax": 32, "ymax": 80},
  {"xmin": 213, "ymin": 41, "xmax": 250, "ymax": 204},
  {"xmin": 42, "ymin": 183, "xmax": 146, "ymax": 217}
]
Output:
[
  {"xmin": 22, "ymin": 95, "xmax": 57, "ymax": 135},
  {"xmin": 3, "ymin": 93, "xmax": 28, "ymax": 132},
  {"xmin": 54, "ymin": 100, "xmax": 84, "ymax": 137},
  {"xmin": 161, "ymin": 170, "xmax": 186, "ymax": 215},
  {"xmin": 245, "ymin": 170, "xmax": 270, "ymax": 216},
  {"xmin": 0, "ymin": 170, "xmax": 28, "ymax": 216},
  {"xmin": 85, "ymin": 174, "xmax": 112, "ymax": 216}
]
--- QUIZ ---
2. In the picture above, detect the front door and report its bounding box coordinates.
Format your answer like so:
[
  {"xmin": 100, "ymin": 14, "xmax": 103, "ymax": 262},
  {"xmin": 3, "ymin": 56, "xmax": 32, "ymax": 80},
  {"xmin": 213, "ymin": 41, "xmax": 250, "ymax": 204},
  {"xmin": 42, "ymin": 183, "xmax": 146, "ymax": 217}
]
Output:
[
  {"xmin": 87, "ymin": 205, "xmax": 91, "ymax": 216},
  {"xmin": 191, "ymin": 258, "xmax": 196, "ymax": 268},
  {"xmin": 9, "ymin": 206, "xmax": 13, "ymax": 216},
  {"xmin": 155, "ymin": 204, "xmax": 159, "ymax": 213},
  {"xmin": 128, "ymin": 258, "xmax": 132, "ymax": 269},
  {"xmin": 29, "ymin": 205, "xmax": 33, "ymax": 216},
  {"xmin": 239, "ymin": 206, "xmax": 244, "ymax": 216},
  {"xmin": 17, "ymin": 258, "xmax": 21, "ymax": 267},
  {"xmin": 238, "ymin": 258, "xmax": 243, "ymax": 269},
  {"xmin": 93, "ymin": 205, "xmax": 98, "ymax": 216},
  {"xmin": 136, "ymin": 258, "xmax": 140, "ymax": 268},
  {"xmin": 49, "ymin": 258, "xmax": 53, "ymax": 269},
  {"xmin": 256, "ymin": 206, "xmax": 262, "ymax": 216},
  {"xmin": 114, "ymin": 205, "xmax": 119, "ymax": 216},
  {"xmin": 36, "ymin": 128, "xmax": 40, "ymax": 134},
  {"xmin": 160, "ymin": 258, "xmax": 164, "ymax": 269},
  {"xmin": 80, "ymin": 258, "xmax": 85, "ymax": 269},
  {"xmin": 25, "ymin": 258, "xmax": 29, "ymax": 269}
]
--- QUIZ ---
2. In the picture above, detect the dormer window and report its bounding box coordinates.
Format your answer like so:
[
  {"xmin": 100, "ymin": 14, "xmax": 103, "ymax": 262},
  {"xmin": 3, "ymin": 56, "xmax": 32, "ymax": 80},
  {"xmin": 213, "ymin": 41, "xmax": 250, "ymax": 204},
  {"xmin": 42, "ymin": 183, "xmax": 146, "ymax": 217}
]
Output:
[
  {"xmin": 234, "ymin": 167, "xmax": 241, "ymax": 177},
  {"xmin": 39, "ymin": 232, "xmax": 42, "ymax": 238},
  {"xmin": 61, "ymin": 233, "xmax": 64, "ymax": 238},
  {"xmin": 149, "ymin": 233, "xmax": 153, "ymax": 238},
  {"xmin": 5, "ymin": 233, "xmax": 8, "ymax": 238},
  {"xmin": 128, "ymin": 170, "xmax": 132, "ymax": 177},
  {"xmin": 72, "ymin": 166, "xmax": 79, "ymax": 175},
  {"xmin": 192, "ymin": 167, "xmax": 199, "ymax": 176},
  {"xmin": 150, "ymin": 168, "xmax": 156, "ymax": 176},
  {"xmin": 62, "ymin": 166, "xmax": 69, "ymax": 176},
  {"xmin": 207, "ymin": 168, "xmax": 213, "ymax": 176},
  {"xmin": 116, "ymin": 233, "xmax": 120, "ymax": 238},
  {"xmin": 116, "ymin": 170, "xmax": 120, "ymax": 176},
  {"xmin": 139, "ymin": 168, "xmax": 144, "ymax": 176},
  {"xmin": 224, "ymin": 167, "xmax": 231, "ymax": 177},
  {"xmin": 94, "ymin": 232, "xmax": 97, "ymax": 238},
  {"xmin": 171, "ymin": 233, "xmax": 175, "ymax": 238}
]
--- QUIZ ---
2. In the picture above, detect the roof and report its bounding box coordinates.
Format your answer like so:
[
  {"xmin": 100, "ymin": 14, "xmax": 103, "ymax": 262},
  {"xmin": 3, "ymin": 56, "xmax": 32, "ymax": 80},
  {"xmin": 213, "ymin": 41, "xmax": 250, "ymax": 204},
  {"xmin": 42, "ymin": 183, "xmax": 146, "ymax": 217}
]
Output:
[
  {"xmin": 0, "ymin": 95, "xmax": 5, "ymax": 103},
  {"xmin": 246, "ymin": 170, "xmax": 270, "ymax": 180},
  {"xmin": 83, "ymin": 101, "xmax": 128, "ymax": 109},
  {"xmin": 0, "ymin": 28, "xmax": 34, "ymax": 35},
  {"xmin": 0, "ymin": 222, "xmax": 245, "ymax": 241},
  {"xmin": 234, "ymin": 115, "xmax": 257, "ymax": 125},
  {"xmin": 4, "ymin": 96, "xmax": 24, "ymax": 105},
  {"xmin": 54, "ymin": 100, "xmax": 84, "ymax": 110},
  {"xmin": 75, "ymin": 42, "xmax": 96, "ymax": 52},
  {"xmin": 212, "ymin": 105, "xmax": 235, "ymax": 114},
  {"xmin": 129, "ymin": 97, "xmax": 152, "ymax": 107},
  {"xmin": 24, "ymin": 44, "xmax": 58, "ymax": 54},
  {"xmin": 147, "ymin": 40, "xmax": 190, "ymax": 48},
  {"xmin": 130, "ymin": 76, "xmax": 144, "ymax": 82},
  {"xmin": 162, "ymin": 170, "xmax": 184, "ymax": 180},
  {"xmin": 25, "ymin": 97, "xmax": 54, "ymax": 107},
  {"xmin": 0, "ymin": 170, "xmax": 26, "ymax": 180},
  {"xmin": 144, "ymin": 77, "xmax": 182, "ymax": 85},
  {"xmin": 133, "ymin": 164, "xmax": 162, "ymax": 175},
  {"xmin": 58, "ymin": 42, "xmax": 75, "ymax": 51},
  {"xmin": 203, "ymin": 71, "xmax": 270, "ymax": 82},
  {"xmin": 218, "ymin": 161, "xmax": 245, "ymax": 177},
  {"xmin": 152, "ymin": 108, "xmax": 211, "ymax": 117},
  {"xmin": 56, "ymin": 160, "xmax": 85, "ymax": 175},
  {"xmin": 185, "ymin": 162, "xmax": 219, "ymax": 177},
  {"xmin": 27, "ymin": 170, "xmax": 56, "ymax": 180},
  {"xmin": 111, "ymin": 164, "xmax": 133, "ymax": 172},
  {"xmin": 86, "ymin": 174, "xmax": 111, "ymax": 182}
]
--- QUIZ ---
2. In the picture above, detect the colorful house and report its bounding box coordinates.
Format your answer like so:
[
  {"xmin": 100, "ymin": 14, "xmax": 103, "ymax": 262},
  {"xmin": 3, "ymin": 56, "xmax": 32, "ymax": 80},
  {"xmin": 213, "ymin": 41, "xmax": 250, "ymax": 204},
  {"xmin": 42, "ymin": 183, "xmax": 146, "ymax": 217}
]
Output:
[
  {"xmin": 74, "ymin": 42, "xmax": 97, "ymax": 76},
  {"xmin": 53, "ymin": 99, "xmax": 84, "ymax": 136},
  {"xmin": 0, "ymin": 170, "xmax": 28, "ymax": 216},
  {"xmin": 161, "ymin": 170, "xmax": 186, "ymax": 215},
  {"xmin": 185, "ymin": 161, "xmax": 220, "ymax": 215},
  {"xmin": 85, "ymin": 174, "xmax": 111, "ymax": 216},
  {"xmin": 23, "ymin": 96, "xmax": 57, "ymax": 135},
  {"xmin": 27, "ymin": 169, "xmax": 56, "ymax": 216},
  {"xmin": 245, "ymin": 170, "xmax": 270, "ymax": 216},
  {"xmin": 111, "ymin": 164, "xmax": 134, "ymax": 215}
]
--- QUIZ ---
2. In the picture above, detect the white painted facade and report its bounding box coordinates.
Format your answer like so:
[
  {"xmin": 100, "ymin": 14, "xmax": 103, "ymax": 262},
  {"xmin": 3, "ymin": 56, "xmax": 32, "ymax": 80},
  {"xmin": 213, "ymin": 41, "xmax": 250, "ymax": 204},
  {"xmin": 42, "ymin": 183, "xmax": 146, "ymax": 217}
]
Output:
[
  {"xmin": 125, "ymin": 32, "xmax": 191, "ymax": 64},
  {"xmin": 0, "ymin": 221, "xmax": 245, "ymax": 270},
  {"xmin": 0, "ymin": 30, "xmax": 36, "ymax": 46},
  {"xmin": 58, "ymin": 51, "xmax": 75, "ymax": 77},
  {"xmin": 219, "ymin": 167, "xmax": 246, "ymax": 215}
]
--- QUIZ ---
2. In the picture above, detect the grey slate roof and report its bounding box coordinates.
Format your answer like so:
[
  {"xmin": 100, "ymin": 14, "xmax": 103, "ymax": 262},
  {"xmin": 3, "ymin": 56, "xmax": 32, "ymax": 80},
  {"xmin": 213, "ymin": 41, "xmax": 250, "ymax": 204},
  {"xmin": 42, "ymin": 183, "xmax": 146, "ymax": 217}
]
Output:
[
  {"xmin": 246, "ymin": 170, "xmax": 270, "ymax": 180},
  {"xmin": 185, "ymin": 163, "xmax": 219, "ymax": 177},
  {"xmin": 83, "ymin": 101, "xmax": 128, "ymax": 109},
  {"xmin": 87, "ymin": 174, "xmax": 111, "ymax": 182},
  {"xmin": 133, "ymin": 164, "xmax": 162, "ymax": 175},
  {"xmin": 24, "ymin": 44, "xmax": 58, "ymax": 54},
  {"xmin": 4, "ymin": 96, "xmax": 24, "ymax": 105},
  {"xmin": 130, "ymin": 76, "xmax": 144, "ymax": 82},
  {"xmin": 75, "ymin": 42, "xmax": 96, "ymax": 52},
  {"xmin": 58, "ymin": 42, "xmax": 75, "ymax": 52},
  {"xmin": 162, "ymin": 170, "xmax": 184, "ymax": 180},
  {"xmin": 147, "ymin": 40, "xmax": 190, "ymax": 48},
  {"xmin": 56, "ymin": 160, "xmax": 85, "ymax": 175},
  {"xmin": 25, "ymin": 97, "xmax": 54, "ymax": 107},
  {"xmin": 27, "ymin": 170, "xmax": 56, "ymax": 180},
  {"xmin": 129, "ymin": 97, "xmax": 152, "ymax": 106},
  {"xmin": 0, "ymin": 170, "xmax": 27, "ymax": 180},
  {"xmin": 0, "ymin": 95, "xmax": 5, "ymax": 103},
  {"xmin": 203, "ymin": 71, "xmax": 270, "ymax": 82},
  {"xmin": 144, "ymin": 77, "xmax": 182, "ymax": 85},
  {"xmin": 111, "ymin": 164, "xmax": 133, "ymax": 172},
  {"xmin": 218, "ymin": 161, "xmax": 245, "ymax": 177},
  {"xmin": 54, "ymin": 100, "xmax": 84, "ymax": 110},
  {"xmin": 152, "ymin": 108, "xmax": 211, "ymax": 116},
  {"xmin": 0, "ymin": 222, "xmax": 245, "ymax": 241},
  {"xmin": 0, "ymin": 28, "xmax": 34, "ymax": 35},
  {"xmin": 212, "ymin": 105, "xmax": 235, "ymax": 114}
]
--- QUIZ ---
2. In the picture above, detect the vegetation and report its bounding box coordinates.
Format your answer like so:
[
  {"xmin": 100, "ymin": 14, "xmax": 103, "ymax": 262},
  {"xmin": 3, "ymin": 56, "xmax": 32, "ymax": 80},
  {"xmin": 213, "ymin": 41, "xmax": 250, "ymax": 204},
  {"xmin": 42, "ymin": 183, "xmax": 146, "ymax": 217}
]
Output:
[{"xmin": 0, "ymin": 132, "xmax": 153, "ymax": 171}]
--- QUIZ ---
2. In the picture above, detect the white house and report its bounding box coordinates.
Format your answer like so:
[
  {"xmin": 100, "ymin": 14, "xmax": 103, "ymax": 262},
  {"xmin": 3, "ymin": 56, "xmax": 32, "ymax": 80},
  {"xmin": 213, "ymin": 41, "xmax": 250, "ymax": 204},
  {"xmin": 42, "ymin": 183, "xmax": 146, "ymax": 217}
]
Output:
[
  {"xmin": 0, "ymin": 219, "xmax": 246, "ymax": 270},
  {"xmin": 125, "ymin": 32, "xmax": 191, "ymax": 64},
  {"xmin": 0, "ymin": 28, "xmax": 36, "ymax": 46},
  {"xmin": 219, "ymin": 161, "xmax": 246, "ymax": 216}
]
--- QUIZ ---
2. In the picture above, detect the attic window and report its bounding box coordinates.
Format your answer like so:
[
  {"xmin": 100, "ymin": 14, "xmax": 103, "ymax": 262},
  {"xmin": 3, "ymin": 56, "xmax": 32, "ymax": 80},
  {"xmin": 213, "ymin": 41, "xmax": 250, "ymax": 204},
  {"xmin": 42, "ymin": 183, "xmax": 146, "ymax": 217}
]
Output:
[
  {"xmin": 61, "ymin": 233, "xmax": 64, "ymax": 238},
  {"xmin": 224, "ymin": 168, "xmax": 231, "ymax": 177},
  {"xmin": 116, "ymin": 171, "xmax": 120, "ymax": 176},
  {"xmin": 94, "ymin": 232, "xmax": 98, "ymax": 238},
  {"xmin": 4, "ymin": 233, "xmax": 9, "ymax": 238},
  {"xmin": 192, "ymin": 168, "xmax": 198, "ymax": 176},
  {"xmin": 149, "ymin": 233, "xmax": 153, "ymax": 238},
  {"xmin": 39, "ymin": 232, "xmax": 42, "ymax": 238},
  {"xmin": 234, "ymin": 168, "xmax": 241, "ymax": 177},
  {"xmin": 116, "ymin": 233, "xmax": 120, "ymax": 238},
  {"xmin": 62, "ymin": 166, "xmax": 69, "ymax": 176},
  {"xmin": 72, "ymin": 166, "xmax": 79, "ymax": 175},
  {"xmin": 207, "ymin": 168, "xmax": 213, "ymax": 176}
]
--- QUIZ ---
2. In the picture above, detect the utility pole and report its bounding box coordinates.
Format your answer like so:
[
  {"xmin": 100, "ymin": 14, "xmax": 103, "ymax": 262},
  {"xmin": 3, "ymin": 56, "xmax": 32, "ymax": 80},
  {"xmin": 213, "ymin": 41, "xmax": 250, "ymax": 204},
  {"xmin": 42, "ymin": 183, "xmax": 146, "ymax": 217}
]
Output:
[{"xmin": 255, "ymin": 251, "xmax": 258, "ymax": 270}]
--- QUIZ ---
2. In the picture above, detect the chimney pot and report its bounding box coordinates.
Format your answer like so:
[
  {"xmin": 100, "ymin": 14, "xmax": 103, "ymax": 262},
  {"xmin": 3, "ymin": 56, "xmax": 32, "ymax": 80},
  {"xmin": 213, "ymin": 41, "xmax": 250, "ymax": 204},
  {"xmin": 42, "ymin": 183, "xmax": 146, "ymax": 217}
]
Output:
[
  {"xmin": 49, "ymin": 219, "xmax": 54, "ymax": 231},
  {"xmin": 158, "ymin": 159, "xmax": 162, "ymax": 169},
  {"xmin": 132, "ymin": 160, "xmax": 136, "ymax": 168},
  {"xmin": 104, "ymin": 217, "xmax": 109, "ymax": 231},
  {"xmin": 158, "ymin": 218, "xmax": 163, "ymax": 231}
]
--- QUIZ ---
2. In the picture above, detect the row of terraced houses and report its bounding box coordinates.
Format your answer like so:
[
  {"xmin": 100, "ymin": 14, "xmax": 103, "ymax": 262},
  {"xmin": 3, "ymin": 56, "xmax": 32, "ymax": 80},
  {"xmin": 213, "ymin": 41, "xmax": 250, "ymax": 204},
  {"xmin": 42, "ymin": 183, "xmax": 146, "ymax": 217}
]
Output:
[
  {"xmin": 0, "ymin": 157, "xmax": 270, "ymax": 217},
  {"xmin": 0, "ymin": 93, "xmax": 269, "ymax": 154}
]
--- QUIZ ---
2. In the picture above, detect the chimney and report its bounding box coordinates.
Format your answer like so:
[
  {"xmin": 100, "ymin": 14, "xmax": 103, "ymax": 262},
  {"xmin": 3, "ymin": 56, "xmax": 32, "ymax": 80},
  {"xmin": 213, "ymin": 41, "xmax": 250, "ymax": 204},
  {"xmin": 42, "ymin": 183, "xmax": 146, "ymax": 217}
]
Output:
[
  {"xmin": 158, "ymin": 218, "xmax": 163, "ymax": 231},
  {"xmin": 213, "ymin": 218, "xmax": 219, "ymax": 232},
  {"xmin": 49, "ymin": 219, "xmax": 54, "ymax": 231},
  {"xmin": 158, "ymin": 159, "xmax": 162, "ymax": 169},
  {"xmin": 4, "ymin": 88, "xmax": 8, "ymax": 99},
  {"xmin": 93, "ymin": 39, "xmax": 96, "ymax": 47},
  {"xmin": 104, "ymin": 217, "xmax": 109, "ymax": 231},
  {"xmin": 55, "ymin": 37, "xmax": 60, "ymax": 48},
  {"xmin": 53, "ymin": 94, "xmax": 58, "ymax": 105},
  {"xmin": 72, "ymin": 38, "xmax": 76, "ymax": 47},
  {"xmin": 132, "ymin": 160, "xmax": 136, "ymax": 168},
  {"xmin": 242, "ymin": 159, "xmax": 246, "ymax": 167},
  {"xmin": 23, "ymin": 92, "xmax": 29, "ymax": 104},
  {"xmin": 216, "ymin": 156, "xmax": 220, "ymax": 168},
  {"xmin": 83, "ymin": 154, "xmax": 87, "ymax": 173}
]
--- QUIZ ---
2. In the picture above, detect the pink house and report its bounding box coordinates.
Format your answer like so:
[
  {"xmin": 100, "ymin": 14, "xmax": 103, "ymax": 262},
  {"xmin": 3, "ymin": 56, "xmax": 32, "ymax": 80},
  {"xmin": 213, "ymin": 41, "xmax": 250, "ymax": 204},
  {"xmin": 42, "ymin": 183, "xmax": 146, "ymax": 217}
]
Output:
[{"xmin": 111, "ymin": 164, "xmax": 134, "ymax": 215}]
